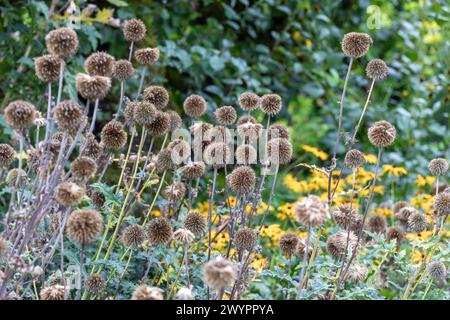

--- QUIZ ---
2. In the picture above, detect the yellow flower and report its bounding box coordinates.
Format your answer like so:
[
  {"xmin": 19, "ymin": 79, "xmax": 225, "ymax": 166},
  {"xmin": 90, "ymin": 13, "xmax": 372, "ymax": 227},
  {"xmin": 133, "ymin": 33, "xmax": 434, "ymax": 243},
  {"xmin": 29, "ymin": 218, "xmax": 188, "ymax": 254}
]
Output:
[
  {"xmin": 151, "ymin": 210, "xmax": 162, "ymax": 217},
  {"xmin": 260, "ymin": 224, "xmax": 283, "ymax": 247},
  {"xmin": 283, "ymin": 174, "xmax": 309, "ymax": 193},
  {"xmin": 276, "ymin": 202, "xmax": 296, "ymax": 220},
  {"xmin": 406, "ymin": 230, "xmax": 433, "ymax": 241},
  {"xmin": 416, "ymin": 175, "xmax": 435, "ymax": 187},
  {"xmin": 410, "ymin": 194, "xmax": 434, "ymax": 214},
  {"xmin": 424, "ymin": 33, "xmax": 442, "ymax": 44},
  {"xmin": 383, "ymin": 164, "xmax": 408, "ymax": 177},
  {"xmin": 411, "ymin": 251, "xmax": 424, "ymax": 264},
  {"xmin": 361, "ymin": 185, "xmax": 384, "ymax": 196},
  {"xmin": 301, "ymin": 144, "xmax": 328, "ymax": 161},
  {"xmin": 371, "ymin": 207, "xmax": 393, "ymax": 218},
  {"xmin": 305, "ymin": 39, "xmax": 313, "ymax": 48},
  {"xmin": 251, "ymin": 254, "xmax": 269, "ymax": 272},
  {"xmin": 364, "ymin": 153, "xmax": 378, "ymax": 164}
]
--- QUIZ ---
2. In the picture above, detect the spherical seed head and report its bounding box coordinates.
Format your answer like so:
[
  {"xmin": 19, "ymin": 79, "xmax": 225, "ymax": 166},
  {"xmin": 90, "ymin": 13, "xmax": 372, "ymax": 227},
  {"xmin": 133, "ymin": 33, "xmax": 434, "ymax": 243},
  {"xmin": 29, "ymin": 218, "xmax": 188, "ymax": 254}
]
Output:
[
  {"xmin": 267, "ymin": 138, "xmax": 292, "ymax": 165},
  {"xmin": 164, "ymin": 181, "xmax": 186, "ymax": 202},
  {"xmin": 54, "ymin": 100, "xmax": 84, "ymax": 134},
  {"xmin": 227, "ymin": 166, "xmax": 256, "ymax": 194},
  {"xmin": 295, "ymin": 195, "xmax": 328, "ymax": 227},
  {"xmin": 132, "ymin": 285, "xmax": 163, "ymax": 300},
  {"xmin": 237, "ymin": 114, "xmax": 257, "ymax": 126},
  {"xmin": 234, "ymin": 227, "xmax": 257, "ymax": 251},
  {"xmin": 156, "ymin": 148, "xmax": 175, "ymax": 173},
  {"xmin": 173, "ymin": 228, "xmax": 195, "ymax": 244},
  {"xmin": 184, "ymin": 94, "xmax": 207, "ymax": 118},
  {"xmin": 40, "ymin": 285, "xmax": 66, "ymax": 300},
  {"xmin": 66, "ymin": 209, "xmax": 102, "ymax": 245},
  {"xmin": 75, "ymin": 73, "xmax": 111, "ymax": 101},
  {"xmin": 81, "ymin": 134, "xmax": 102, "ymax": 160},
  {"xmin": 143, "ymin": 86, "xmax": 169, "ymax": 110},
  {"xmin": 123, "ymin": 224, "xmax": 145, "ymax": 248},
  {"xmin": 344, "ymin": 149, "xmax": 365, "ymax": 170},
  {"xmin": 395, "ymin": 206, "xmax": 418, "ymax": 225},
  {"xmin": 6, "ymin": 168, "xmax": 27, "ymax": 188},
  {"xmin": 146, "ymin": 111, "xmax": 171, "ymax": 136},
  {"xmin": 341, "ymin": 32, "xmax": 372, "ymax": 59},
  {"xmin": 0, "ymin": 144, "xmax": 16, "ymax": 168},
  {"xmin": 85, "ymin": 51, "xmax": 115, "ymax": 77},
  {"xmin": 4, "ymin": 100, "xmax": 36, "ymax": 131},
  {"xmin": 204, "ymin": 142, "xmax": 231, "ymax": 168},
  {"xmin": 101, "ymin": 120, "xmax": 127, "ymax": 150},
  {"xmin": 34, "ymin": 54, "xmax": 64, "ymax": 83},
  {"xmin": 408, "ymin": 211, "xmax": 427, "ymax": 233},
  {"xmin": 135, "ymin": 47, "xmax": 160, "ymax": 65},
  {"xmin": 238, "ymin": 92, "xmax": 260, "ymax": 112},
  {"xmin": 45, "ymin": 27, "xmax": 79, "ymax": 58},
  {"xmin": 123, "ymin": 19, "xmax": 146, "ymax": 42},
  {"xmin": 235, "ymin": 144, "xmax": 257, "ymax": 165},
  {"xmin": 203, "ymin": 257, "xmax": 237, "ymax": 289},
  {"xmin": 207, "ymin": 126, "xmax": 232, "ymax": 144},
  {"xmin": 386, "ymin": 226, "xmax": 406, "ymax": 244},
  {"xmin": 279, "ymin": 232, "xmax": 299, "ymax": 257},
  {"xmin": 89, "ymin": 189, "xmax": 105, "ymax": 209},
  {"xmin": 268, "ymin": 123, "xmax": 290, "ymax": 141},
  {"xmin": 368, "ymin": 214, "xmax": 387, "ymax": 234},
  {"xmin": 113, "ymin": 59, "xmax": 134, "ymax": 82},
  {"xmin": 434, "ymin": 192, "xmax": 450, "ymax": 214},
  {"xmin": 237, "ymin": 122, "xmax": 263, "ymax": 139},
  {"xmin": 146, "ymin": 217, "xmax": 173, "ymax": 245},
  {"xmin": 215, "ymin": 105, "xmax": 237, "ymax": 125},
  {"xmin": 428, "ymin": 158, "xmax": 449, "ymax": 176},
  {"xmin": 332, "ymin": 204, "xmax": 361, "ymax": 231},
  {"xmin": 175, "ymin": 287, "xmax": 195, "ymax": 300},
  {"xmin": 294, "ymin": 238, "xmax": 313, "ymax": 259},
  {"xmin": 55, "ymin": 182, "xmax": 85, "ymax": 207},
  {"xmin": 184, "ymin": 211, "xmax": 207, "ymax": 237},
  {"xmin": 123, "ymin": 100, "xmax": 138, "ymax": 126},
  {"xmin": 181, "ymin": 161, "xmax": 206, "ymax": 180},
  {"xmin": 393, "ymin": 200, "xmax": 409, "ymax": 214},
  {"xmin": 368, "ymin": 120, "xmax": 396, "ymax": 148},
  {"xmin": 327, "ymin": 231, "xmax": 357, "ymax": 258},
  {"xmin": 366, "ymin": 59, "xmax": 388, "ymax": 80},
  {"xmin": 86, "ymin": 274, "xmax": 106, "ymax": 294},
  {"xmin": 428, "ymin": 261, "xmax": 447, "ymax": 283},
  {"xmin": 347, "ymin": 264, "xmax": 368, "ymax": 283},
  {"xmin": 72, "ymin": 156, "xmax": 97, "ymax": 181},
  {"xmin": 167, "ymin": 110, "xmax": 182, "ymax": 131},
  {"xmin": 260, "ymin": 94, "xmax": 282, "ymax": 115},
  {"xmin": 133, "ymin": 101, "xmax": 157, "ymax": 126}
]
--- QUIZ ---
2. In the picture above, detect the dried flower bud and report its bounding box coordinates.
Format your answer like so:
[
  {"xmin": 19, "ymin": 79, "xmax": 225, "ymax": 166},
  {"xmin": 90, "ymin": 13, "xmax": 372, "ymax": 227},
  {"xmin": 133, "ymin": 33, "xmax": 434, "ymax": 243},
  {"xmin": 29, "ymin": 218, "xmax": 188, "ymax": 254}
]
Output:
[
  {"xmin": 4, "ymin": 100, "xmax": 36, "ymax": 131},
  {"xmin": 75, "ymin": 73, "xmax": 111, "ymax": 101},
  {"xmin": 45, "ymin": 27, "xmax": 79, "ymax": 58},
  {"xmin": 234, "ymin": 227, "xmax": 257, "ymax": 251},
  {"xmin": 123, "ymin": 224, "xmax": 145, "ymax": 248},
  {"xmin": 54, "ymin": 100, "xmax": 84, "ymax": 134},
  {"xmin": 368, "ymin": 120, "xmax": 396, "ymax": 148},
  {"xmin": 203, "ymin": 257, "xmax": 237, "ymax": 289},
  {"xmin": 135, "ymin": 47, "xmax": 160, "ymax": 65},
  {"xmin": 0, "ymin": 144, "xmax": 16, "ymax": 168},
  {"xmin": 132, "ymin": 285, "xmax": 163, "ymax": 300},
  {"xmin": 366, "ymin": 59, "xmax": 388, "ymax": 81},
  {"xmin": 101, "ymin": 120, "xmax": 127, "ymax": 150},
  {"xmin": 143, "ymin": 86, "xmax": 169, "ymax": 110},
  {"xmin": 428, "ymin": 158, "xmax": 448, "ymax": 176},
  {"xmin": 215, "ymin": 106, "xmax": 237, "ymax": 126},
  {"xmin": 66, "ymin": 209, "xmax": 103, "ymax": 245},
  {"xmin": 85, "ymin": 51, "xmax": 115, "ymax": 77},
  {"xmin": 123, "ymin": 19, "xmax": 146, "ymax": 42},
  {"xmin": 341, "ymin": 32, "xmax": 372, "ymax": 59},
  {"xmin": 295, "ymin": 195, "xmax": 328, "ymax": 227},
  {"xmin": 227, "ymin": 166, "xmax": 256, "ymax": 194},
  {"xmin": 260, "ymin": 94, "xmax": 282, "ymax": 115},
  {"xmin": 146, "ymin": 217, "xmax": 173, "ymax": 245},
  {"xmin": 184, "ymin": 94, "xmax": 207, "ymax": 118},
  {"xmin": 34, "ymin": 54, "xmax": 64, "ymax": 83},
  {"xmin": 113, "ymin": 59, "xmax": 134, "ymax": 82},
  {"xmin": 279, "ymin": 232, "xmax": 298, "ymax": 257},
  {"xmin": 238, "ymin": 92, "xmax": 260, "ymax": 112},
  {"xmin": 184, "ymin": 211, "xmax": 207, "ymax": 237},
  {"xmin": 344, "ymin": 149, "xmax": 365, "ymax": 170}
]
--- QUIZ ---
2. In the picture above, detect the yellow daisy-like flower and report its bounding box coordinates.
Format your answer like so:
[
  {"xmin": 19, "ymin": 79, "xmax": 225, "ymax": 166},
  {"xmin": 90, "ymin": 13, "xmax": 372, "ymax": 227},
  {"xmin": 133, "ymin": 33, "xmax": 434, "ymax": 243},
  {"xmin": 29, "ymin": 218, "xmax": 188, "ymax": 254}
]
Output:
[
  {"xmin": 283, "ymin": 174, "xmax": 309, "ymax": 193},
  {"xmin": 301, "ymin": 144, "xmax": 328, "ymax": 161},
  {"xmin": 411, "ymin": 251, "xmax": 424, "ymax": 264},
  {"xmin": 260, "ymin": 224, "xmax": 283, "ymax": 247},
  {"xmin": 415, "ymin": 175, "xmax": 436, "ymax": 187},
  {"xmin": 383, "ymin": 164, "xmax": 408, "ymax": 176},
  {"xmin": 371, "ymin": 207, "xmax": 393, "ymax": 218},
  {"xmin": 364, "ymin": 153, "xmax": 378, "ymax": 164},
  {"xmin": 406, "ymin": 230, "xmax": 433, "ymax": 241},
  {"xmin": 276, "ymin": 202, "xmax": 296, "ymax": 220}
]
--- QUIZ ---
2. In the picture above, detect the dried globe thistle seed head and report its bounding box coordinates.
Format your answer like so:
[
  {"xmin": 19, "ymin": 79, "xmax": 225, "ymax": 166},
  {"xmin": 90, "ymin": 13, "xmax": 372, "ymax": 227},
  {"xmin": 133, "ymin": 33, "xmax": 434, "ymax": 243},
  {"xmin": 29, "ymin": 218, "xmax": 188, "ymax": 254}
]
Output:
[
  {"xmin": 393, "ymin": 201, "xmax": 409, "ymax": 214},
  {"xmin": 156, "ymin": 148, "xmax": 175, "ymax": 173},
  {"xmin": 167, "ymin": 110, "xmax": 182, "ymax": 131},
  {"xmin": 395, "ymin": 206, "xmax": 418, "ymax": 225},
  {"xmin": 143, "ymin": 86, "xmax": 169, "ymax": 110},
  {"xmin": 235, "ymin": 144, "xmax": 257, "ymax": 165},
  {"xmin": 6, "ymin": 168, "xmax": 27, "ymax": 189},
  {"xmin": 113, "ymin": 59, "xmax": 134, "ymax": 82},
  {"xmin": 215, "ymin": 106, "xmax": 237, "ymax": 126},
  {"xmin": 268, "ymin": 123, "xmax": 290, "ymax": 141},
  {"xmin": 368, "ymin": 214, "xmax": 387, "ymax": 234},
  {"xmin": 206, "ymin": 126, "xmax": 232, "ymax": 143},
  {"xmin": 386, "ymin": 226, "xmax": 406, "ymax": 244},
  {"xmin": 237, "ymin": 122, "xmax": 263, "ymax": 139},
  {"xmin": 146, "ymin": 217, "xmax": 173, "ymax": 245},
  {"xmin": 295, "ymin": 195, "xmax": 328, "ymax": 227},
  {"xmin": 428, "ymin": 158, "xmax": 449, "ymax": 176},
  {"xmin": 71, "ymin": 156, "xmax": 97, "ymax": 181},
  {"xmin": 0, "ymin": 237, "xmax": 8, "ymax": 257},
  {"xmin": 203, "ymin": 257, "xmax": 237, "ymax": 289},
  {"xmin": 236, "ymin": 114, "xmax": 257, "ymax": 126},
  {"xmin": 81, "ymin": 134, "xmax": 102, "ymax": 159},
  {"xmin": 260, "ymin": 94, "xmax": 282, "ymax": 116},
  {"xmin": 294, "ymin": 238, "xmax": 313, "ymax": 259},
  {"xmin": 190, "ymin": 121, "xmax": 214, "ymax": 136},
  {"xmin": 89, "ymin": 189, "xmax": 105, "ymax": 209},
  {"xmin": 332, "ymin": 204, "xmax": 361, "ymax": 230},
  {"xmin": 135, "ymin": 47, "xmax": 160, "ymax": 65},
  {"xmin": 164, "ymin": 181, "xmax": 186, "ymax": 202},
  {"xmin": 366, "ymin": 59, "xmax": 388, "ymax": 81},
  {"xmin": 75, "ymin": 73, "xmax": 111, "ymax": 101},
  {"xmin": 327, "ymin": 231, "xmax": 357, "ymax": 258},
  {"xmin": 0, "ymin": 143, "xmax": 16, "ymax": 168},
  {"xmin": 428, "ymin": 261, "xmax": 447, "ymax": 283},
  {"xmin": 53, "ymin": 100, "xmax": 83, "ymax": 133},
  {"xmin": 86, "ymin": 274, "xmax": 106, "ymax": 294},
  {"xmin": 132, "ymin": 285, "xmax": 163, "ymax": 300},
  {"xmin": 347, "ymin": 264, "xmax": 368, "ymax": 283},
  {"xmin": 227, "ymin": 166, "xmax": 256, "ymax": 194},
  {"xmin": 408, "ymin": 211, "xmax": 427, "ymax": 233},
  {"xmin": 368, "ymin": 120, "xmax": 396, "ymax": 148},
  {"xmin": 4, "ymin": 100, "xmax": 36, "ymax": 131},
  {"xmin": 234, "ymin": 227, "xmax": 257, "ymax": 251},
  {"xmin": 173, "ymin": 228, "xmax": 195, "ymax": 244},
  {"xmin": 184, "ymin": 211, "xmax": 207, "ymax": 237},
  {"xmin": 175, "ymin": 287, "xmax": 195, "ymax": 300},
  {"xmin": 434, "ymin": 192, "xmax": 450, "ymax": 214},
  {"xmin": 123, "ymin": 100, "xmax": 138, "ymax": 126},
  {"xmin": 85, "ymin": 51, "xmax": 115, "ymax": 77},
  {"xmin": 123, "ymin": 19, "xmax": 146, "ymax": 42},
  {"xmin": 40, "ymin": 285, "xmax": 66, "ymax": 300},
  {"xmin": 146, "ymin": 111, "xmax": 171, "ymax": 136},
  {"xmin": 34, "ymin": 54, "xmax": 64, "ymax": 83},
  {"xmin": 341, "ymin": 32, "xmax": 372, "ymax": 59},
  {"xmin": 45, "ymin": 27, "xmax": 79, "ymax": 58},
  {"xmin": 167, "ymin": 139, "xmax": 190, "ymax": 163},
  {"xmin": 181, "ymin": 161, "xmax": 206, "ymax": 180},
  {"xmin": 184, "ymin": 94, "xmax": 207, "ymax": 118},
  {"xmin": 203, "ymin": 142, "xmax": 231, "ymax": 168},
  {"xmin": 55, "ymin": 182, "xmax": 85, "ymax": 207},
  {"xmin": 239, "ymin": 92, "xmax": 260, "ymax": 112},
  {"xmin": 66, "ymin": 209, "xmax": 103, "ymax": 245},
  {"xmin": 133, "ymin": 101, "xmax": 157, "ymax": 126},
  {"xmin": 123, "ymin": 224, "xmax": 146, "ymax": 248},
  {"xmin": 267, "ymin": 138, "xmax": 292, "ymax": 165},
  {"xmin": 101, "ymin": 120, "xmax": 127, "ymax": 150},
  {"xmin": 279, "ymin": 232, "xmax": 299, "ymax": 257},
  {"xmin": 344, "ymin": 149, "xmax": 365, "ymax": 170}
]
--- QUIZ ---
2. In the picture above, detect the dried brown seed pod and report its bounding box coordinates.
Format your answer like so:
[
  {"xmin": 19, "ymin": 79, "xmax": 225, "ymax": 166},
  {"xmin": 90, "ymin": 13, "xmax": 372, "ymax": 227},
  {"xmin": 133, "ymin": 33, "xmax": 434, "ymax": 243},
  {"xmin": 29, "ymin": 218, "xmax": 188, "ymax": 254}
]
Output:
[
  {"xmin": 326, "ymin": 231, "xmax": 357, "ymax": 258},
  {"xmin": 4, "ymin": 100, "xmax": 36, "ymax": 131},
  {"xmin": 6, "ymin": 168, "xmax": 27, "ymax": 188},
  {"xmin": 80, "ymin": 134, "xmax": 102, "ymax": 160},
  {"xmin": 368, "ymin": 214, "xmax": 387, "ymax": 234},
  {"xmin": 203, "ymin": 142, "xmax": 231, "ymax": 168},
  {"xmin": 53, "ymin": 100, "xmax": 84, "ymax": 134},
  {"xmin": 45, "ymin": 27, "xmax": 79, "ymax": 58},
  {"xmin": 393, "ymin": 201, "xmax": 409, "ymax": 214},
  {"xmin": 40, "ymin": 285, "xmax": 66, "ymax": 300},
  {"xmin": 75, "ymin": 73, "xmax": 111, "ymax": 101},
  {"xmin": 156, "ymin": 148, "xmax": 176, "ymax": 173},
  {"xmin": 89, "ymin": 189, "xmax": 105, "ymax": 209},
  {"xmin": 386, "ymin": 226, "xmax": 406, "ymax": 244},
  {"xmin": 133, "ymin": 101, "xmax": 157, "ymax": 126},
  {"xmin": 236, "ymin": 114, "xmax": 257, "ymax": 126},
  {"xmin": 146, "ymin": 217, "xmax": 173, "ymax": 245},
  {"xmin": 234, "ymin": 227, "xmax": 257, "ymax": 251},
  {"xmin": 260, "ymin": 94, "xmax": 282, "ymax": 115},
  {"xmin": 135, "ymin": 47, "xmax": 160, "ymax": 65},
  {"xmin": 227, "ymin": 165, "xmax": 256, "ymax": 194},
  {"xmin": 235, "ymin": 144, "xmax": 257, "ymax": 165},
  {"xmin": 237, "ymin": 122, "xmax": 263, "ymax": 139},
  {"xmin": 86, "ymin": 274, "xmax": 106, "ymax": 295},
  {"xmin": 55, "ymin": 182, "xmax": 85, "ymax": 207},
  {"xmin": 215, "ymin": 105, "xmax": 237, "ymax": 126},
  {"xmin": 279, "ymin": 232, "xmax": 299, "ymax": 257},
  {"xmin": 113, "ymin": 59, "xmax": 134, "ymax": 82},
  {"xmin": 203, "ymin": 258, "xmax": 237, "ymax": 289},
  {"xmin": 238, "ymin": 92, "xmax": 260, "ymax": 112},
  {"xmin": 368, "ymin": 120, "xmax": 396, "ymax": 148},
  {"xmin": 34, "ymin": 54, "xmax": 64, "ymax": 83},
  {"xmin": 132, "ymin": 285, "xmax": 163, "ymax": 300},
  {"xmin": 295, "ymin": 195, "xmax": 328, "ymax": 227},
  {"xmin": 164, "ymin": 181, "xmax": 186, "ymax": 202},
  {"xmin": 434, "ymin": 192, "xmax": 450, "ymax": 214},
  {"xmin": 428, "ymin": 261, "xmax": 447, "ymax": 283},
  {"xmin": 71, "ymin": 156, "xmax": 97, "ymax": 181},
  {"xmin": 100, "ymin": 121, "xmax": 127, "ymax": 150},
  {"xmin": 183, "ymin": 211, "xmax": 207, "ymax": 237},
  {"xmin": 143, "ymin": 86, "xmax": 169, "ymax": 110},
  {"xmin": 183, "ymin": 94, "xmax": 207, "ymax": 118},
  {"xmin": 344, "ymin": 149, "xmax": 365, "ymax": 170},
  {"xmin": 173, "ymin": 228, "xmax": 195, "ymax": 244},
  {"xmin": 85, "ymin": 51, "xmax": 115, "ymax": 77},
  {"xmin": 428, "ymin": 158, "xmax": 449, "ymax": 176},
  {"xmin": 145, "ymin": 111, "xmax": 171, "ymax": 136},
  {"xmin": 366, "ymin": 59, "xmax": 388, "ymax": 81},
  {"xmin": 341, "ymin": 32, "xmax": 372, "ymax": 59},
  {"xmin": 347, "ymin": 264, "xmax": 368, "ymax": 283},
  {"xmin": 167, "ymin": 110, "xmax": 182, "ymax": 131},
  {"xmin": 266, "ymin": 138, "xmax": 292, "ymax": 165},
  {"xmin": 66, "ymin": 209, "xmax": 103, "ymax": 245},
  {"xmin": 332, "ymin": 204, "xmax": 362, "ymax": 231},
  {"xmin": 408, "ymin": 211, "xmax": 427, "ymax": 233},
  {"xmin": 268, "ymin": 123, "xmax": 290, "ymax": 141},
  {"xmin": 123, "ymin": 224, "xmax": 146, "ymax": 248},
  {"xmin": 181, "ymin": 161, "xmax": 206, "ymax": 180},
  {"xmin": 0, "ymin": 144, "xmax": 16, "ymax": 168},
  {"xmin": 123, "ymin": 19, "xmax": 146, "ymax": 42}
]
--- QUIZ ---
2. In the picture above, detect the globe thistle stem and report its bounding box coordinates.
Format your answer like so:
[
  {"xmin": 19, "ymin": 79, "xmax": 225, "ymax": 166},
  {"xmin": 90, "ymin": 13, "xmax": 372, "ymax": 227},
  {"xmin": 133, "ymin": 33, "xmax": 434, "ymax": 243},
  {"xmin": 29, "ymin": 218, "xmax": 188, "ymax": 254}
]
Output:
[
  {"xmin": 207, "ymin": 167, "xmax": 218, "ymax": 262},
  {"xmin": 116, "ymin": 127, "xmax": 136, "ymax": 194},
  {"xmin": 143, "ymin": 170, "xmax": 167, "ymax": 225},
  {"xmin": 76, "ymin": 245, "xmax": 85, "ymax": 300},
  {"xmin": 351, "ymin": 79, "xmax": 376, "ymax": 145},
  {"xmin": 128, "ymin": 41, "xmax": 134, "ymax": 61},
  {"xmin": 296, "ymin": 225, "xmax": 311, "ymax": 299},
  {"xmin": 137, "ymin": 67, "xmax": 146, "ymax": 97},
  {"xmin": 115, "ymin": 81, "xmax": 125, "ymax": 120},
  {"xmin": 258, "ymin": 165, "xmax": 279, "ymax": 232},
  {"xmin": 44, "ymin": 83, "xmax": 52, "ymax": 142},
  {"xmin": 89, "ymin": 98, "xmax": 100, "ymax": 134},
  {"xmin": 53, "ymin": 61, "xmax": 65, "ymax": 135}
]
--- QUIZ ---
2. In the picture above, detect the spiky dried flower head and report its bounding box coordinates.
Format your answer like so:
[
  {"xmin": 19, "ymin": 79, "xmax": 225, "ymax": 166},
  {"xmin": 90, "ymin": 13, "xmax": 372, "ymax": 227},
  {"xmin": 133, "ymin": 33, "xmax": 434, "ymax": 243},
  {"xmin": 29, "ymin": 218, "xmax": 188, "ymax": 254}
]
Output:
[
  {"xmin": 164, "ymin": 181, "xmax": 186, "ymax": 202},
  {"xmin": 89, "ymin": 189, "xmax": 105, "ymax": 209},
  {"xmin": 123, "ymin": 224, "xmax": 146, "ymax": 248},
  {"xmin": 368, "ymin": 120, "xmax": 396, "ymax": 148},
  {"xmin": 434, "ymin": 192, "xmax": 450, "ymax": 214},
  {"xmin": 260, "ymin": 93, "xmax": 282, "ymax": 116},
  {"xmin": 135, "ymin": 47, "xmax": 160, "ymax": 65},
  {"xmin": 123, "ymin": 100, "xmax": 138, "ymax": 126},
  {"xmin": 227, "ymin": 166, "xmax": 256, "ymax": 194},
  {"xmin": 55, "ymin": 182, "xmax": 85, "ymax": 207},
  {"xmin": 428, "ymin": 261, "xmax": 447, "ymax": 283},
  {"xmin": 408, "ymin": 211, "xmax": 427, "ymax": 233},
  {"xmin": 156, "ymin": 148, "xmax": 176, "ymax": 173},
  {"xmin": 146, "ymin": 217, "xmax": 173, "ymax": 245},
  {"xmin": 71, "ymin": 156, "xmax": 97, "ymax": 181},
  {"xmin": 215, "ymin": 105, "xmax": 237, "ymax": 126},
  {"xmin": 0, "ymin": 144, "xmax": 15, "ymax": 168},
  {"xmin": 237, "ymin": 114, "xmax": 257, "ymax": 126},
  {"xmin": 123, "ymin": 19, "xmax": 146, "ymax": 42},
  {"xmin": 295, "ymin": 238, "xmax": 313, "ymax": 259},
  {"xmin": 428, "ymin": 158, "xmax": 449, "ymax": 176},
  {"xmin": 268, "ymin": 123, "xmax": 290, "ymax": 141},
  {"xmin": 279, "ymin": 232, "xmax": 299, "ymax": 257},
  {"xmin": 368, "ymin": 214, "xmax": 387, "ymax": 234},
  {"xmin": 295, "ymin": 195, "xmax": 328, "ymax": 227},
  {"xmin": 101, "ymin": 120, "xmax": 127, "ymax": 150},
  {"xmin": 34, "ymin": 54, "xmax": 64, "ymax": 83},
  {"xmin": 184, "ymin": 211, "xmax": 207, "ymax": 237},
  {"xmin": 204, "ymin": 142, "xmax": 231, "ymax": 168},
  {"xmin": 75, "ymin": 73, "xmax": 111, "ymax": 101},
  {"xmin": 146, "ymin": 111, "xmax": 171, "ymax": 136},
  {"xmin": 0, "ymin": 237, "xmax": 8, "ymax": 257},
  {"xmin": 133, "ymin": 101, "xmax": 157, "ymax": 126},
  {"xmin": 86, "ymin": 274, "xmax": 106, "ymax": 295},
  {"xmin": 204, "ymin": 257, "xmax": 237, "ymax": 289},
  {"xmin": 326, "ymin": 231, "xmax": 357, "ymax": 259},
  {"xmin": 266, "ymin": 138, "xmax": 292, "ymax": 165},
  {"xmin": 341, "ymin": 32, "xmax": 372, "ymax": 59},
  {"xmin": 66, "ymin": 209, "xmax": 103, "ymax": 245},
  {"xmin": 132, "ymin": 285, "xmax": 163, "ymax": 300},
  {"xmin": 143, "ymin": 86, "xmax": 169, "ymax": 110},
  {"xmin": 332, "ymin": 204, "xmax": 362, "ymax": 231},
  {"xmin": 366, "ymin": 59, "xmax": 388, "ymax": 81},
  {"xmin": 173, "ymin": 228, "xmax": 195, "ymax": 244},
  {"xmin": 235, "ymin": 144, "xmax": 257, "ymax": 165},
  {"xmin": 344, "ymin": 149, "xmax": 365, "ymax": 170},
  {"xmin": 45, "ymin": 27, "xmax": 79, "ymax": 58},
  {"xmin": 81, "ymin": 134, "xmax": 102, "ymax": 160},
  {"xmin": 113, "ymin": 59, "xmax": 134, "ymax": 82},
  {"xmin": 181, "ymin": 161, "xmax": 206, "ymax": 180},
  {"xmin": 4, "ymin": 100, "xmax": 36, "ymax": 131},
  {"xmin": 386, "ymin": 226, "xmax": 406, "ymax": 244},
  {"xmin": 395, "ymin": 206, "xmax": 418, "ymax": 226},
  {"xmin": 238, "ymin": 92, "xmax": 260, "ymax": 112},
  {"xmin": 53, "ymin": 100, "xmax": 83, "ymax": 134},
  {"xmin": 175, "ymin": 287, "xmax": 195, "ymax": 300},
  {"xmin": 347, "ymin": 264, "xmax": 368, "ymax": 283},
  {"xmin": 393, "ymin": 200, "xmax": 409, "ymax": 214},
  {"xmin": 184, "ymin": 94, "xmax": 207, "ymax": 118},
  {"xmin": 166, "ymin": 110, "xmax": 182, "ymax": 131},
  {"xmin": 85, "ymin": 51, "xmax": 115, "ymax": 77},
  {"xmin": 40, "ymin": 285, "xmax": 66, "ymax": 300},
  {"xmin": 237, "ymin": 121, "xmax": 263, "ymax": 139},
  {"xmin": 6, "ymin": 168, "xmax": 27, "ymax": 189},
  {"xmin": 235, "ymin": 227, "xmax": 257, "ymax": 251}
]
